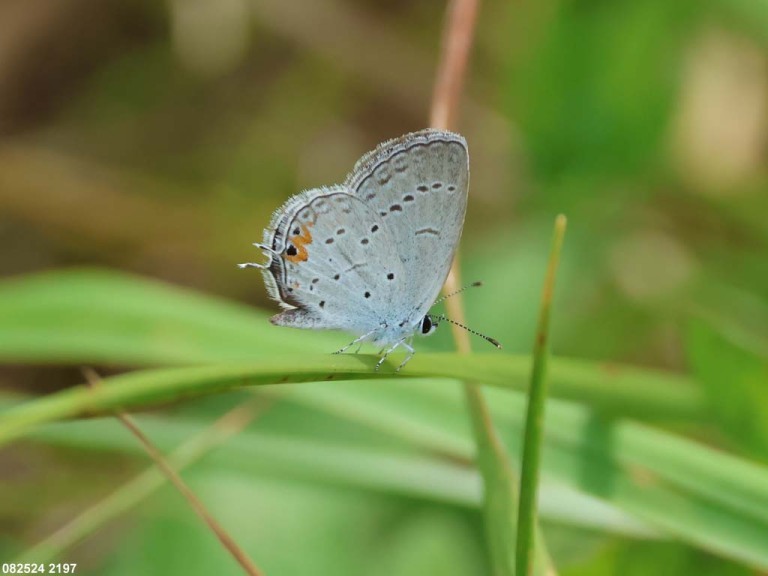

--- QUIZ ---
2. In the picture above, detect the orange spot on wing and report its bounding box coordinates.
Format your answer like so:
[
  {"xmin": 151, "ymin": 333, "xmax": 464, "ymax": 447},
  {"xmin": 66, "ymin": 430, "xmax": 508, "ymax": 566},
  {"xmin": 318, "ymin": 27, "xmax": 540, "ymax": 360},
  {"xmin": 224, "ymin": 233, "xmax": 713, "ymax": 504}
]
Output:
[{"xmin": 285, "ymin": 224, "xmax": 313, "ymax": 263}]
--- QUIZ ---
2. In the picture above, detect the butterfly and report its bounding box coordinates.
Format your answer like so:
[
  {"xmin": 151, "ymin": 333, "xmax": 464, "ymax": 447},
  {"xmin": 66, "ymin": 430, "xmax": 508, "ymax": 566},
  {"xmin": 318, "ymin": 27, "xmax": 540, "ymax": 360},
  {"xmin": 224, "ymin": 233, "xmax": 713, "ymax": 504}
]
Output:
[{"xmin": 240, "ymin": 129, "xmax": 495, "ymax": 370}]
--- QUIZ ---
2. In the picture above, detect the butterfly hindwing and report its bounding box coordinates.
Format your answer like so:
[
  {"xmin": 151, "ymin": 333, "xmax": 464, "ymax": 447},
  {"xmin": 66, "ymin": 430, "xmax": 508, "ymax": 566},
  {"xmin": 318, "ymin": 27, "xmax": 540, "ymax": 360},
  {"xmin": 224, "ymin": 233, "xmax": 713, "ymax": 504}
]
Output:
[{"xmin": 264, "ymin": 186, "xmax": 405, "ymax": 334}]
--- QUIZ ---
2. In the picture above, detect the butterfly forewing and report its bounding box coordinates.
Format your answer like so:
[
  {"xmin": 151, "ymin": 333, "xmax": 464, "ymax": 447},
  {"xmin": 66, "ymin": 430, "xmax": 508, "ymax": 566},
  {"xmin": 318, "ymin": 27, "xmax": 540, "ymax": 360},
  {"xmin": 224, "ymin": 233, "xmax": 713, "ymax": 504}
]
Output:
[{"xmin": 346, "ymin": 129, "xmax": 469, "ymax": 315}]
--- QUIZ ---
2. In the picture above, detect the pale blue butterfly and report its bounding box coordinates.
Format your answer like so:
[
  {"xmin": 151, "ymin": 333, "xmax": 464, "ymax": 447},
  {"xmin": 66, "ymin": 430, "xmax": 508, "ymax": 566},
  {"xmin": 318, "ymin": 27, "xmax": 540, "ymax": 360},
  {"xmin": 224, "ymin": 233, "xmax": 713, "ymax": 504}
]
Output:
[{"xmin": 240, "ymin": 128, "xmax": 498, "ymax": 369}]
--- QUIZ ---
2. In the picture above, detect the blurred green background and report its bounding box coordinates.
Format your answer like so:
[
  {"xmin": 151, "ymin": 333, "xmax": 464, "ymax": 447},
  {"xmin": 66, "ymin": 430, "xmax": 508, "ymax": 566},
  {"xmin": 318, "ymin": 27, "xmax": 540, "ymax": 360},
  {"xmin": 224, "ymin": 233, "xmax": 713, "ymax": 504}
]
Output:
[{"xmin": 1, "ymin": 0, "xmax": 767, "ymax": 574}]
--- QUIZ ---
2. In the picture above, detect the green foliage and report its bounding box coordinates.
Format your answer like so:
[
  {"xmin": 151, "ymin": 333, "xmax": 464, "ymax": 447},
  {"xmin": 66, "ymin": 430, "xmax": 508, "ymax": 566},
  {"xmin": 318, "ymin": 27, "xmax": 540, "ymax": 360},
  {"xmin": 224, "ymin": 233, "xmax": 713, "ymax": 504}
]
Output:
[{"xmin": 1, "ymin": 271, "xmax": 768, "ymax": 572}]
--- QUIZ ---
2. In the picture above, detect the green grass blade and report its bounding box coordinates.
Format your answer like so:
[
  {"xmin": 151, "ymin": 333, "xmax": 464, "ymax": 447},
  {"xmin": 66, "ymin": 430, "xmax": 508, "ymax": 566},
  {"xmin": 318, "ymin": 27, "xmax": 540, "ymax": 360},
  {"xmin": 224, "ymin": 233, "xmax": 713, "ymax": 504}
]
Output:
[
  {"xmin": 13, "ymin": 405, "xmax": 653, "ymax": 530},
  {"xmin": 17, "ymin": 403, "xmax": 768, "ymax": 568},
  {"xmin": 5, "ymin": 268, "xmax": 768, "ymax": 567},
  {"xmin": 516, "ymin": 215, "xmax": 567, "ymax": 576},
  {"xmin": 0, "ymin": 269, "xmax": 705, "ymax": 419},
  {"xmin": 0, "ymin": 359, "xmax": 381, "ymax": 446},
  {"xmin": 0, "ymin": 268, "xmax": 335, "ymax": 364},
  {"xmin": 0, "ymin": 350, "xmax": 703, "ymax": 446},
  {"xmin": 6, "ymin": 375, "xmax": 768, "ymax": 567}
]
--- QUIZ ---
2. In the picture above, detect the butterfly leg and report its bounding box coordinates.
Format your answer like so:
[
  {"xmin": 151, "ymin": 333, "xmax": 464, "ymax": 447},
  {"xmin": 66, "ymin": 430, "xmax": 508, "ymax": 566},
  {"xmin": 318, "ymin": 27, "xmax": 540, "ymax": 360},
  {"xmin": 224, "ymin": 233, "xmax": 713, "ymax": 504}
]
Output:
[
  {"xmin": 334, "ymin": 326, "xmax": 379, "ymax": 355},
  {"xmin": 375, "ymin": 338, "xmax": 414, "ymax": 372},
  {"xmin": 394, "ymin": 340, "xmax": 415, "ymax": 372},
  {"xmin": 238, "ymin": 243, "xmax": 280, "ymax": 269}
]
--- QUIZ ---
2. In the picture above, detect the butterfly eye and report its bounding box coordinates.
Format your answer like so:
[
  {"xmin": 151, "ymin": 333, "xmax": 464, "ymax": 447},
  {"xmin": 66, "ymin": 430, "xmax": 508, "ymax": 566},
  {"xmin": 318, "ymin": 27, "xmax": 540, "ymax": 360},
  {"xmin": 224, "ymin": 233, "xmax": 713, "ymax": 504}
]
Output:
[{"xmin": 419, "ymin": 315, "xmax": 437, "ymax": 336}]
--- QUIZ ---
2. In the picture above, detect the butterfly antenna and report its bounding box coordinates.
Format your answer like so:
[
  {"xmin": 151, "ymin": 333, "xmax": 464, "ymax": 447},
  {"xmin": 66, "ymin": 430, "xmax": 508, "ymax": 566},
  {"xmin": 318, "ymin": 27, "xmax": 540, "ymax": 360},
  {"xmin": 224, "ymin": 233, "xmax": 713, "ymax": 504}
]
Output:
[
  {"xmin": 431, "ymin": 314, "xmax": 502, "ymax": 349},
  {"xmin": 433, "ymin": 281, "xmax": 483, "ymax": 306}
]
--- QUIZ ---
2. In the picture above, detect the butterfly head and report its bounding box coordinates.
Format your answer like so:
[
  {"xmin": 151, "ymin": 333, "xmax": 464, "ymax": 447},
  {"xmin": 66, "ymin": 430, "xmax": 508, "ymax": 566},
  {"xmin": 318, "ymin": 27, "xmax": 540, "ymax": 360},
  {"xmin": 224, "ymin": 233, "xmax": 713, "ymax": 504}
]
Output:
[{"xmin": 418, "ymin": 314, "xmax": 438, "ymax": 337}]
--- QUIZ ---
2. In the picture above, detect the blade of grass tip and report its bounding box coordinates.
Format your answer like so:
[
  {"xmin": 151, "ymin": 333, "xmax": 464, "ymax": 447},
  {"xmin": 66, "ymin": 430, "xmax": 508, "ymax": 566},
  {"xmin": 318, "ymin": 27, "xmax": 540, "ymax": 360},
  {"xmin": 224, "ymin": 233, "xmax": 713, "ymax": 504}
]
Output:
[
  {"xmin": 516, "ymin": 215, "xmax": 567, "ymax": 576},
  {"xmin": 78, "ymin": 369, "xmax": 264, "ymax": 576},
  {"xmin": 17, "ymin": 396, "xmax": 271, "ymax": 564}
]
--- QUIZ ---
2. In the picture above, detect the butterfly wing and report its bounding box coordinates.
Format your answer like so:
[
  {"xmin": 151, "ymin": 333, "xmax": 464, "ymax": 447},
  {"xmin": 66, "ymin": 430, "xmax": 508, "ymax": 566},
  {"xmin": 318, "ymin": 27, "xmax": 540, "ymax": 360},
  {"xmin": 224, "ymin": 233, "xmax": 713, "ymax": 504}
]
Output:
[
  {"xmin": 345, "ymin": 129, "xmax": 469, "ymax": 317},
  {"xmin": 262, "ymin": 185, "xmax": 405, "ymax": 335}
]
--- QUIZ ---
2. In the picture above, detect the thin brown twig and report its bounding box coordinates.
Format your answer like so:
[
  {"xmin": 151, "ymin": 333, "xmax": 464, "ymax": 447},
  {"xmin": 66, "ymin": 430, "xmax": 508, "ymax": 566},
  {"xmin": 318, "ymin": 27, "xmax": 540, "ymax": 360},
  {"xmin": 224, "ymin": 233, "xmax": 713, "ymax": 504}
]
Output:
[
  {"xmin": 21, "ymin": 394, "xmax": 271, "ymax": 563},
  {"xmin": 81, "ymin": 368, "xmax": 263, "ymax": 576},
  {"xmin": 430, "ymin": 0, "xmax": 480, "ymax": 349},
  {"xmin": 430, "ymin": 0, "xmax": 481, "ymax": 132},
  {"xmin": 428, "ymin": 4, "xmax": 558, "ymax": 575}
]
